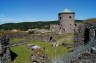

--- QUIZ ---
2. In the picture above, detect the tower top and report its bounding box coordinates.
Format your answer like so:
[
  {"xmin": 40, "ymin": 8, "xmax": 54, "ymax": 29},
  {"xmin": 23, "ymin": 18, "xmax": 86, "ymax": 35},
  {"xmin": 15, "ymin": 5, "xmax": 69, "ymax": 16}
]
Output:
[
  {"xmin": 59, "ymin": 9, "xmax": 75, "ymax": 14},
  {"xmin": 63, "ymin": 9, "xmax": 72, "ymax": 12}
]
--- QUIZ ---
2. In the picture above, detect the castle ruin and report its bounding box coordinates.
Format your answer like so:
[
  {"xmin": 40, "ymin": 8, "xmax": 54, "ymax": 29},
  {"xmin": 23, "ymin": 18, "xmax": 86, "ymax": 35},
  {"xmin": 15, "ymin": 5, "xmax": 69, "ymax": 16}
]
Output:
[
  {"xmin": 0, "ymin": 9, "xmax": 96, "ymax": 63},
  {"xmin": 52, "ymin": 9, "xmax": 96, "ymax": 63}
]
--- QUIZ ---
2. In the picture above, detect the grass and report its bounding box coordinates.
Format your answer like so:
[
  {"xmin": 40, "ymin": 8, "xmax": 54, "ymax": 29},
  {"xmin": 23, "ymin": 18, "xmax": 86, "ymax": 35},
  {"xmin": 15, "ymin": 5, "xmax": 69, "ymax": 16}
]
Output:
[
  {"xmin": 10, "ymin": 46, "xmax": 32, "ymax": 63},
  {"xmin": 30, "ymin": 40, "xmax": 72, "ymax": 59},
  {"xmin": 55, "ymin": 33, "xmax": 74, "ymax": 40},
  {"xmin": 9, "ymin": 33, "xmax": 74, "ymax": 63},
  {"xmin": 64, "ymin": 40, "xmax": 74, "ymax": 44},
  {"xmin": 10, "ymin": 38, "xmax": 27, "ymax": 43},
  {"xmin": 55, "ymin": 33, "xmax": 74, "ymax": 44},
  {"xmin": 40, "ymin": 32, "xmax": 53, "ymax": 35},
  {"xmin": 10, "ymin": 39, "xmax": 71, "ymax": 63}
]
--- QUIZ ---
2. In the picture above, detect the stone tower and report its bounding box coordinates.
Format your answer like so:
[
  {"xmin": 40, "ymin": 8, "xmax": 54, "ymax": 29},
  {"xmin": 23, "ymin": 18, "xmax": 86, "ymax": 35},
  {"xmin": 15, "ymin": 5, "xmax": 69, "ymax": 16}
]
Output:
[{"xmin": 58, "ymin": 9, "xmax": 75, "ymax": 33}]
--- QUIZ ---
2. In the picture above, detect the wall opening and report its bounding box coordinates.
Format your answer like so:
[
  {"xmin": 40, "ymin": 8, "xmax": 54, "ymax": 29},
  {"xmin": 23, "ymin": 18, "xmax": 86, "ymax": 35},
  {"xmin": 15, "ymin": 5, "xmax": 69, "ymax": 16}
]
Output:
[
  {"xmin": 69, "ymin": 16, "xmax": 72, "ymax": 19},
  {"xmin": 75, "ymin": 24, "xmax": 77, "ymax": 26},
  {"xmin": 84, "ymin": 28, "xmax": 90, "ymax": 45},
  {"xmin": 59, "ymin": 16, "xmax": 62, "ymax": 20},
  {"xmin": 49, "ymin": 36, "xmax": 53, "ymax": 41}
]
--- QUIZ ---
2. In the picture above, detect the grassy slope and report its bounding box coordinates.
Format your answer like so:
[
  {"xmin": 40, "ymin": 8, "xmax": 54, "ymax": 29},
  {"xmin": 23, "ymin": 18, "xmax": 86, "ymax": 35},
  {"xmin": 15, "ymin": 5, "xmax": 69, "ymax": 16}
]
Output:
[
  {"xmin": 83, "ymin": 18, "xmax": 96, "ymax": 23},
  {"xmin": 0, "ymin": 21, "xmax": 59, "ymax": 30},
  {"xmin": 10, "ymin": 46, "xmax": 32, "ymax": 63}
]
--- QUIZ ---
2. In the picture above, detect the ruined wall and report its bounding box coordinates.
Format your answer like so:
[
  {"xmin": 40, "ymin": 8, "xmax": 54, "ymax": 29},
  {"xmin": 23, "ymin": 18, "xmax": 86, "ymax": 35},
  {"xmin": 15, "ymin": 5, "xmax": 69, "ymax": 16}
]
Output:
[
  {"xmin": 72, "ymin": 53, "xmax": 96, "ymax": 63},
  {"xmin": 0, "ymin": 36, "xmax": 11, "ymax": 63},
  {"xmin": 54, "ymin": 22, "xmax": 96, "ymax": 63},
  {"xmin": 7, "ymin": 32, "xmax": 28, "ymax": 38},
  {"xmin": 74, "ymin": 23, "xmax": 85, "ymax": 47},
  {"xmin": 27, "ymin": 34, "xmax": 55, "ymax": 42},
  {"xmin": 50, "ymin": 24, "xmax": 62, "ymax": 34},
  {"xmin": 74, "ymin": 23, "xmax": 96, "ymax": 47}
]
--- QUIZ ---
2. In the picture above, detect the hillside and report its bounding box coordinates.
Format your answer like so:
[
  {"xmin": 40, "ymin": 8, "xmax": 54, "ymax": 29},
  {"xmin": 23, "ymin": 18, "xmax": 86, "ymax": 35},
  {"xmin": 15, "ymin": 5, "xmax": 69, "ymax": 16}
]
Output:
[
  {"xmin": 0, "ymin": 20, "xmax": 82, "ymax": 30},
  {"xmin": 83, "ymin": 18, "xmax": 96, "ymax": 23},
  {"xmin": 0, "ymin": 21, "xmax": 59, "ymax": 30}
]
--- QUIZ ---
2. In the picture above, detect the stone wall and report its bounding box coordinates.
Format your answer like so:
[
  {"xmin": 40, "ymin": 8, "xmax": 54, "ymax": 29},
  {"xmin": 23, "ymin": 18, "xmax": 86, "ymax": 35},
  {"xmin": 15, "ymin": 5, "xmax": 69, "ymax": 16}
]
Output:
[
  {"xmin": 7, "ymin": 32, "xmax": 28, "ymax": 39},
  {"xmin": 54, "ymin": 22, "xmax": 96, "ymax": 63},
  {"xmin": 50, "ymin": 24, "xmax": 62, "ymax": 34},
  {"xmin": 0, "ymin": 36, "xmax": 11, "ymax": 63},
  {"xmin": 72, "ymin": 53, "xmax": 96, "ymax": 63},
  {"xmin": 26, "ymin": 34, "xmax": 55, "ymax": 42},
  {"xmin": 74, "ymin": 23, "xmax": 96, "ymax": 47},
  {"xmin": 50, "ymin": 12, "xmax": 75, "ymax": 34},
  {"xmin": 59, "ymin": 12, "xmax": 75, "ymax": 33}
]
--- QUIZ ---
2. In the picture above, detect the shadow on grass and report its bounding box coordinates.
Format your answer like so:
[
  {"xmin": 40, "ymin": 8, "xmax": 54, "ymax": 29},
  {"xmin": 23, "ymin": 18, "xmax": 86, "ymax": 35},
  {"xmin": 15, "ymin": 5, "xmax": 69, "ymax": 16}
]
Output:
[{"xmin": 10, "ymin": 51, "xmax": 18, "ymax": 61}]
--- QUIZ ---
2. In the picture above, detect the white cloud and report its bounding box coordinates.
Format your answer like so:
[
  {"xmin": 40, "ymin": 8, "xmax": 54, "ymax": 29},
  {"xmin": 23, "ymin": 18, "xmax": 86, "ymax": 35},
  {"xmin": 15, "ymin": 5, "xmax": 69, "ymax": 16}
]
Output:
[
  {"xmin": 0, "ymin": 14, "xmax": 18, "ymax": 24},
  {"xmin": 0, "ymin": 17, "xmax": 16, "ymax": 24},
  {"xmin": 0, "ymin": 17, "xmax": 15, "ymax": 21}
]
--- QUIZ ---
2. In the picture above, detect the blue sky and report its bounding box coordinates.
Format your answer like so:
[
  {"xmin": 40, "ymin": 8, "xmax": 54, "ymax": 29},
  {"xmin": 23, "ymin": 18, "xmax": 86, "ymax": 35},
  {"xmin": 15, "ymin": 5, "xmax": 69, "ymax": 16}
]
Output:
[{"xmin": 0, "ymin": 0, "xmax": 96, "ymax": 24}]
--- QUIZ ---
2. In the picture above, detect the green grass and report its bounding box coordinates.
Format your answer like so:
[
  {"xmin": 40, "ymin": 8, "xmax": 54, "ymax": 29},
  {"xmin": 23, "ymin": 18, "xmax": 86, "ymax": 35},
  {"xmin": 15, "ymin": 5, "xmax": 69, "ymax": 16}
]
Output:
[
  {"xmin": 10, "ymin": 39, "xmax": 71, "ymax": 62},
  {"xmin": 40, "ymin": 32, "xmax": 53, "ymax": 35},
  {"xmin": 55, "ymin": 33, "xmax": 74, "ymax": 44},
  {"xmin": 64, "ymin": 40, "xmax": 74, "ymax": 44},
  {"xmin": 55, "ymin": 33, "xmax": 74, "ymax": 40},
  {"xmin": 30, "ymin": 40, "xmax": 72, "ymax": 59},
  {"xmin": 9, "ymin": 33, "xmax": 74, "ymax": 62},
  {"xmin": 10, "ymin": 46, "xmax": 32, "ymax": 63},
  {"xmin": 10, "ymin": 38, "xmax": 27, "ymax": 43}
]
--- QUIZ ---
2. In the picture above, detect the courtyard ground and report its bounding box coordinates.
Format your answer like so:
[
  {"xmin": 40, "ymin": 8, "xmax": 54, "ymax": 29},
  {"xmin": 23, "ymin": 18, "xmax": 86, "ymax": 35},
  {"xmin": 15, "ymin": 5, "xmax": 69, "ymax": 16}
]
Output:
[{"xmin": 10, "ymin": 33, "xmax": 74, "ymax": 63}]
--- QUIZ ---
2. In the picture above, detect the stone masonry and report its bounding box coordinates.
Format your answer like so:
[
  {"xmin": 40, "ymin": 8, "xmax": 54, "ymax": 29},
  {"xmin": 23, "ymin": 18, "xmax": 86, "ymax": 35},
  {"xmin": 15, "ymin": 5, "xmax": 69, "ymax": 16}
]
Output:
[
  {"xmin": 50, "ymin": 9, "xmax": 75, "ymax": 34},
  {"xmin": 0, "ymin": 35, "xmax": 11, "ymax": 63}
]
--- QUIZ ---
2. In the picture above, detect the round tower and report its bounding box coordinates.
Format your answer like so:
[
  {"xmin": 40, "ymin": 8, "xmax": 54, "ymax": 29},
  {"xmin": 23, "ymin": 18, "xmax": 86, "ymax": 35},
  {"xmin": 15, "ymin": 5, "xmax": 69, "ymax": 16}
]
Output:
[{"xmin": 58, "ymin": 9, "xmax": 75, "ymax": 33}]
